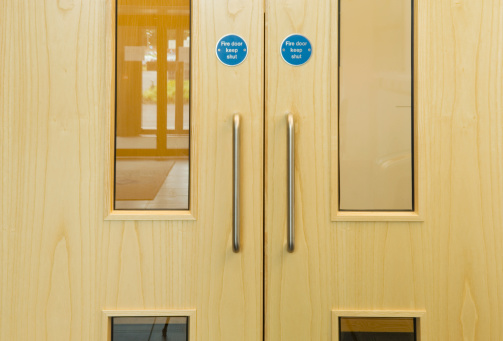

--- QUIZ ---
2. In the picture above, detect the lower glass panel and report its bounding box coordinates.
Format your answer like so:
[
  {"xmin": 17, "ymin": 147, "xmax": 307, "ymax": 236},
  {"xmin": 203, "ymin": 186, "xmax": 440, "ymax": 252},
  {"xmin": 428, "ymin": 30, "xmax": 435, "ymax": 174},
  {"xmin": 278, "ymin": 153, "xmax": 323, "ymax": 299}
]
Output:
[
  {"xmin": 112, "ymin": 316, "xmax": 188, "ymax": 341},
  {"xmin": 340, "ymin": 317, "xmax": 416, "ymax": 341}
]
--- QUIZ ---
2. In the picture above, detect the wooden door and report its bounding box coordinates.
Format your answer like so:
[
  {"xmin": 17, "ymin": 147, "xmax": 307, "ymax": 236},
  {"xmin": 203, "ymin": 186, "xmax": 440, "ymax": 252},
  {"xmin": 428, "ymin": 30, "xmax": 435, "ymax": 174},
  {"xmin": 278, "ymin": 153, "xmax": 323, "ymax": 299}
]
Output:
[
  {"xmin": 265, "ymin": 0, "xmax": 503, "ymax": 340},
  {"xmin": 0, "ymin": 0, "xmax": 263, "ymax": 340}
]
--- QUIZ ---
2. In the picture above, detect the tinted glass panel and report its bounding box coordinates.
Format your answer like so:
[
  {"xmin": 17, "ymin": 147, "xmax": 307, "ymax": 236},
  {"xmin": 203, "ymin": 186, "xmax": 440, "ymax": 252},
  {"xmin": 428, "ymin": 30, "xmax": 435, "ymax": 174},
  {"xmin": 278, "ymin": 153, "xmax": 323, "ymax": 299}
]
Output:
[
  {"xmin": 112, "ymin": 316, "xmax": 188, "ymax": 341},
  {"xmin": 115, "ymin": 0, "xmax": 190, "ymax": 210},
  {"xmin": 339, "ymin": 0, "xmax": 413, "ymax": 211},
  {"xmin": 340, "ymin": 317, "xmax": 416, "ymax": 341}
]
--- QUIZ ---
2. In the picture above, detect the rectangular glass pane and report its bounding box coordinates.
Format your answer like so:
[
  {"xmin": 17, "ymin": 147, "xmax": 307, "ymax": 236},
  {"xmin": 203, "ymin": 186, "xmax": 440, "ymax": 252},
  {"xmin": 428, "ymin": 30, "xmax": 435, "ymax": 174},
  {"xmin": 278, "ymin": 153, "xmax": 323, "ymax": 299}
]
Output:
[
  {"xmin": 112, "ymin": 316, "xmax": 188, "ymax": 341},
  {"xmin": 115, "ymin": 0, "xmax": 190, "ymax": 210},
  {"xmin": 339, "ymin": 0, "xmax": 413, "ymax": 211},
  {"xmin": 340, "ymin": 317, "xmax": 416, "ymax": 341}
]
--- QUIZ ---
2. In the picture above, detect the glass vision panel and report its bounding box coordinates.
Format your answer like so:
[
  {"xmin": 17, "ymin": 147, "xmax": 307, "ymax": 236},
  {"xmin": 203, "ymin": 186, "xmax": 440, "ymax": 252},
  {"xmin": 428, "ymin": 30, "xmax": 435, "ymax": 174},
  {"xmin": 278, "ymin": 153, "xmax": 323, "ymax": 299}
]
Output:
[
  {"xmin": 115, "ymin": 0, "xmax": 190, "ymax": 210},
  {"xmin": 340, "ymin": 317, "xmax": 416, "ymax": 341},
  {"xmin": 339, "ymin": 0, "xmax": 413, "ymax": 211},
  {"xmin": 112, "ymin": 316, "xmax": 188, "ymax": 341}
]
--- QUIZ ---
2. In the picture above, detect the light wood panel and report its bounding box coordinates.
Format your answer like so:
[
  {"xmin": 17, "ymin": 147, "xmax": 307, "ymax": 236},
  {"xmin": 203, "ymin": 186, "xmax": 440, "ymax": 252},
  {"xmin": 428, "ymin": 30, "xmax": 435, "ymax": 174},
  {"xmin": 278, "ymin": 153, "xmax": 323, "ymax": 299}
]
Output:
[
  {"xmin": 265, "ymin": 0, "xmax": 331, "ymax": 339},
  {"xmin": 266, "ymin": 1, "xmax": 503, "ymax": 341},
  {"xmin": 1, "ymin": 1, "xmax": 263, "ymax": 341}
]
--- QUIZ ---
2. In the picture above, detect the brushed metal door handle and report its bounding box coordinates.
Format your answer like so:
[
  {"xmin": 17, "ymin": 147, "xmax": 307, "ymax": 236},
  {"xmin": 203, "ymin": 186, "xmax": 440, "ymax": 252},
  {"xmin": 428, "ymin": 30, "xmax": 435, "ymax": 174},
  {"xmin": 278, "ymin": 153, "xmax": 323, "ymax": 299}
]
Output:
[
  {"xmin": 287, "ymin": 114, "xmax": 295, "ymax": 253},
  {"xmin": 232, "ymin": 114, "xmax": 241, "ymax": 253}
]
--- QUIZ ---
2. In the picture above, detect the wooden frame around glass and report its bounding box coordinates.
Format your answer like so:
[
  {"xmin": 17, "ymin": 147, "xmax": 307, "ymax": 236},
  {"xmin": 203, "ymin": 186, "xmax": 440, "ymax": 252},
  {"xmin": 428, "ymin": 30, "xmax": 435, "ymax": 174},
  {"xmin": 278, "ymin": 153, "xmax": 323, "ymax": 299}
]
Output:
[
  {"xmin": 105, "ymin": 0, "xmax": 198, "ymax": 220},
  {"xmin": 331, "ymin": 310, "xmax": 426, "ymax": 341},
  {"xmin": 330, "ymin": 0, "xmax": 424, "ymax": 221},
  {"xmin": 102, "ymin": 310, "xmax": 196, "ymax": 341}
]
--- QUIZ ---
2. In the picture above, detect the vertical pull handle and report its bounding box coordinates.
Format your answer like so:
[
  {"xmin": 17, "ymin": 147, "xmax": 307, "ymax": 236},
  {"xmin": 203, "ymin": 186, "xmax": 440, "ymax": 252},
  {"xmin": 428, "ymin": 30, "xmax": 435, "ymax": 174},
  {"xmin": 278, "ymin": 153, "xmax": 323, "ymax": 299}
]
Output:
[
  {"xmin": 287, "ymin": 114, "xmax": 295, "ymax": 253},
  {"xmin": 232, "ymin": 114, "xmax": 241, "ymax": 253}
]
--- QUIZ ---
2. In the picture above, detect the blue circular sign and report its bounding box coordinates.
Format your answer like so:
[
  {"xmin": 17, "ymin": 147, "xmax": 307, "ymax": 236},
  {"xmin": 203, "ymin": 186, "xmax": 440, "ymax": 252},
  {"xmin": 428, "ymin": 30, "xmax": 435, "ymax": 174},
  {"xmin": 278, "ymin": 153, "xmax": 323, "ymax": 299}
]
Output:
[
  {"xmin": 280, "ymin": 34, "xmax": 312, "ymax": 66},
  {"xmin": 216, "ymin": 34, "xmax": 248, "ymax": 66}
]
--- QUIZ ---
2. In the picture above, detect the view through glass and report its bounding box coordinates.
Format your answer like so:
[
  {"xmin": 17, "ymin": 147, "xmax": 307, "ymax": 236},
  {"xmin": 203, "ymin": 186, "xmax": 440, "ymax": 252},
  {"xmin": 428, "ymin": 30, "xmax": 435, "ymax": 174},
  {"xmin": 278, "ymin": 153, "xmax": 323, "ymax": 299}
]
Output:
[
  {"xmin": 115, "ymin": 0, "xmax": 190, "ymax": 210},
  {"xmin": 112, "ymin": 316, "xmax": 188, "ymax": 341}
]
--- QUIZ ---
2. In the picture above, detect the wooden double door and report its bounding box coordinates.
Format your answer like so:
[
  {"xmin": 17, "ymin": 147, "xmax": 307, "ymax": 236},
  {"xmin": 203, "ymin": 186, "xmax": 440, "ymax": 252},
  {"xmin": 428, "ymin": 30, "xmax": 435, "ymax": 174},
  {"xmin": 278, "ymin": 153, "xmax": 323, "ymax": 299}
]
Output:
[{"xmin": 2, "ymin": 0, "xmax": 503, "ymax": 340}]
